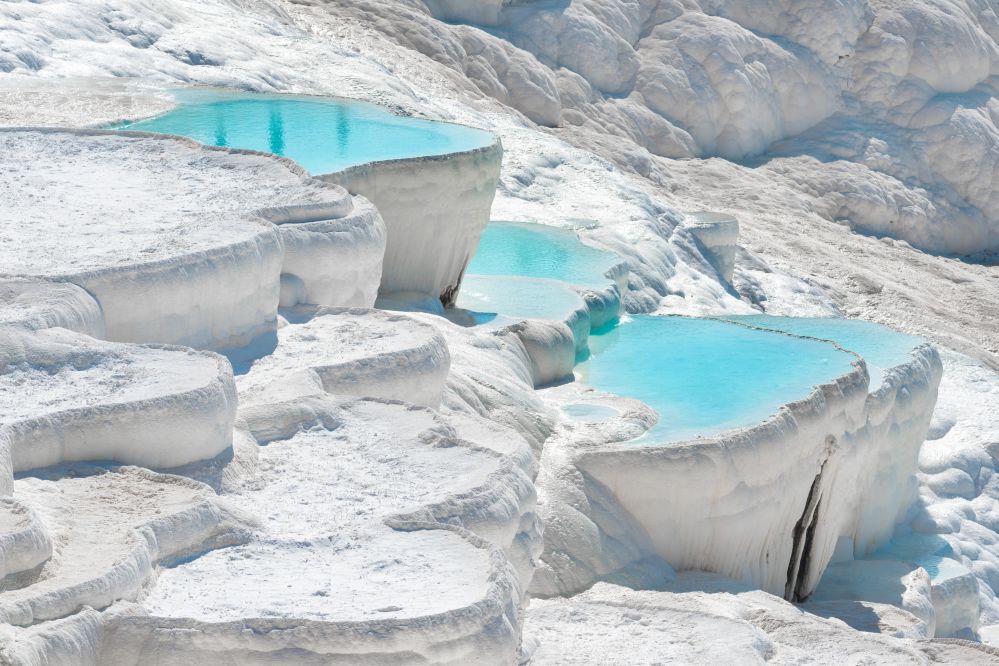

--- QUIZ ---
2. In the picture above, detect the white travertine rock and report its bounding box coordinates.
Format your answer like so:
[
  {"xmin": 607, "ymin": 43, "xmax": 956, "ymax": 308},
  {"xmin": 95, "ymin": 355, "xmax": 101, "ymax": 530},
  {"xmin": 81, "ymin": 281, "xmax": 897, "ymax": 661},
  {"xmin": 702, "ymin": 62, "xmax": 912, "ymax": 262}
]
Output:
[
  {"xmin": 0, "ymin": 499, "xmax": 52, "ymax": 591},
  {"xmin": 424, "ymin": 0, "xmax": 511, "ymax": 26},
  {"xmin": 810, "ymin": 560, "xmax": 937, "ymax": 636},
  {"xmin": 323, "ymin": 141, "xmax": 503, "ymax": 305},
  {"xmin": 455, "ymin": 275, "xmax": 590, "ymax": 385},
  {"xmin": 0, "ymin": 468, "xmax": 253, "ymax": 628},
  {"xmin": 0, "ymin": 129, "xmax": 385, "ymax": 350},
  {"xmin": 454, "ymin": 259, "xmax": 629, "ymax": 387},
  {"xmin": 682, "ymin": 212, "xmax": 740, "ymax": 283},
  {"xmin": 536, "ymin": 336, "xmax": 942, "ymax": 601},
  {"xmin": 274, "ymin": 198, "xmax": 387, "ymax": 309},
  {"xmin": 415, "ymin": 312, "xmax": 559, "ymax": 453},
  {"xmin": 237, "ymin": 308, "xmax": 451, "ymax": 410},
  {"xmin": 119, "ymin": 396, "xmax": 536, "ymax": 665},
  {"xmin": 289, "ymin": 0, "xmax": 999, "ymax": 256},
  {"xmin": 0, "ymin": 280, "xmax": 105, "ymax": 339},
  {"xmin": 1, "ymin": 0, "xmax": 996, "ymax": 658},
  {"xmin": 705, "ymin": 0, "xmax": 874, "ymax": 66},
  {"xmin": 529, "ymin": 384, "xmax": 662, "ymax": 597},
  {"xmin": 524, "ymin": 575, "xmax": 999, "ymax": 664},
  {"xmin": 0, "ymin": 327, "xmax": 236, "ymax": 482},
  {"xmin": 632, "ymin": 11, "xmax": 839, "ymax": 160},
  {"xmin": 0, "ymin": 607, "xmax": 104, "ymax": 666}
]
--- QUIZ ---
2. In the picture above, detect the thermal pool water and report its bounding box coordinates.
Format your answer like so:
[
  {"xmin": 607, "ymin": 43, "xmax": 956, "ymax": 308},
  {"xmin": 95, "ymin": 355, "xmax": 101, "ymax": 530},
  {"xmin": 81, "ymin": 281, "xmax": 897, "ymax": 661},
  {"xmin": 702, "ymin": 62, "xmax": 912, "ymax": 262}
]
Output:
[
  {"xmin": 464, "ymin": 221, "xmax": 926, "ymax": 443},
  {"xmin": 717, "ymin": 315, "xmax": 925, "ymax": 387},
  {"xmin": 118, "ymin": 88, "xmax": 494, "ymax": 173},
  {"xmin": 466, "ymin": 222, "xmax": 620, "ymax": 289},
  {"xmin": 576, "ymin": 315, "xmax": 858, "ymax": 443}
]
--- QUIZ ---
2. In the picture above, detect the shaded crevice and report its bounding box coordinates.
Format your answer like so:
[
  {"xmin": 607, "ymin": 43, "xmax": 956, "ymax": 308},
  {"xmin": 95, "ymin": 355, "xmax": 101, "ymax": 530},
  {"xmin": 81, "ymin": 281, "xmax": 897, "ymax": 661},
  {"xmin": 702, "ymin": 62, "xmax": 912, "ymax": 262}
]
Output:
[
  {"xmin": 784, "ymin": 456, "xmax": 828, "ymax": 602},
  {"xmin": 440, "ymin": 258, "xmax": 471, "ymax": 308},
  {"xmin": 793, "ymin": 498, "xmax": 821, "ymax": 602}
]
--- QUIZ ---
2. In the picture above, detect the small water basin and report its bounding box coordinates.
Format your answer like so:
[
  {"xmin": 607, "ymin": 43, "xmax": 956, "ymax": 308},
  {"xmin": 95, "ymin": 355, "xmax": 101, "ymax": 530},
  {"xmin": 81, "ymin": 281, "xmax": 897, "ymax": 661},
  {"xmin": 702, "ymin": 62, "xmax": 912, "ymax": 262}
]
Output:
[
  {"xmin": 576, "ymin": 315, "xmax": 857, "ymax": 444},
  {"xmin": 117, "ymin": 88, "xmax": 494, "ymax": 174},
  {"xmin": 467, "ymin": 221, "xmax": 621, "ymax": 290}
]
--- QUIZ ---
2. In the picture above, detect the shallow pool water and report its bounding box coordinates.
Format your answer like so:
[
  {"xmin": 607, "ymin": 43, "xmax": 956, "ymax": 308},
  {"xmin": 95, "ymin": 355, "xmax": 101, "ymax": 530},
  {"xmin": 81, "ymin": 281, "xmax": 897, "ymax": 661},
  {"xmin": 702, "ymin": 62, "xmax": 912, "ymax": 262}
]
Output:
[
  {"xmin": 467, "ymin": 222, "xmax": 620, "ymax": 289},
  {"xmin": 118, "ymin": 89, "xmax": 494, "ymax": 174},
  {"xmin": 873, "ymin": 534, "xmax": 968, "ymax": 583},
  {"xmin": 561, "ymin": 403, "xmax": 620, "ymax": 423},
  {"xmin": 460, "ymin": 217, "xmax": 926, "ymax": 443},
  {"xmin": 575, "ymin": 315, "xmax": 857, "ymax": 443},
  {"xmin": 455, "ymin": 274, "xmax": 585, "ymax": 327},
  {"xmin": 717, "ymin": 316, "xmax": 923, "ymax": 386}
]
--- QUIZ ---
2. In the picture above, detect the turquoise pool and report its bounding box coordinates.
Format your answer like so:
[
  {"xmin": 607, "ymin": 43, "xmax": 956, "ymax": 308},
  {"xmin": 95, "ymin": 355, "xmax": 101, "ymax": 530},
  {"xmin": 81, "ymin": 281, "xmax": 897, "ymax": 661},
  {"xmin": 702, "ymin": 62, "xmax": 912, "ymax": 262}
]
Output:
[
  {"xmin": 462, "ymin": 218, "xmax": 926, "ymax": 444},
  {"xmin": 456, "ymin": 274, "xmax": 585, "ymax": 327},
  {"xmin": 717, "ymin": 316, "xmax": 923, "ymax": 386},
  {"xmin": 118, "ymin": 89, "xmax": 494, "ymax": 174},
  {"xmin": 575, "ymin": 315, "xmax": 858, "ymax": 443},
  {"xmin": 467, "ymin": 222, "xmax": 620, "ymax": 289}
]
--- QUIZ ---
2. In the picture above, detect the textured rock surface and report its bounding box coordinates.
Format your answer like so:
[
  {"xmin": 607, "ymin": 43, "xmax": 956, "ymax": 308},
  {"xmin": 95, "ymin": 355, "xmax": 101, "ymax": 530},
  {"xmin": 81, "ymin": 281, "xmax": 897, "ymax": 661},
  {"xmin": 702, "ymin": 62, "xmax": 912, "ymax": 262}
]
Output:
[
  {"xmin": 323, "ymin": 141, "xmax": 503, "ymax": 305},
  {"xmin": 0, "ymin": 129, "xmax": 384, "ymax": 349},
  {"xmin": 0, "ymin": 327, "xmax": 237, "ymax": 480},
  {"xmin": 524, "ymin": 575, "xmax": 999, "ymax": 664},
  {"xmin": 238, "ymin": 308, "xmax": 451, "ymax": 409}
]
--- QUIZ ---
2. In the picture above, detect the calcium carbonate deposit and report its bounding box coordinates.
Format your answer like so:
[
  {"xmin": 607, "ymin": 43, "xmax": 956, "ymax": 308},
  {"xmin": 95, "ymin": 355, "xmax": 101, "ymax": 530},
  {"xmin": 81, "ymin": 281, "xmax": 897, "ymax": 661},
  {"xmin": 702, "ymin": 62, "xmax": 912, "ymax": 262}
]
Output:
[{"xmin": 2, "ymin": 1, "xmax": 999, "ymax": 664}]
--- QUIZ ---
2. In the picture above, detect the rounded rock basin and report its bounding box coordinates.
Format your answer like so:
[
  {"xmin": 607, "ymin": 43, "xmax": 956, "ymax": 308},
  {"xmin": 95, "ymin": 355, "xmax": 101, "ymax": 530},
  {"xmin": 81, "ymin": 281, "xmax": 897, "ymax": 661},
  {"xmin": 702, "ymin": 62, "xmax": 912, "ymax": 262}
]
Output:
[
  {"xmin": 118, "ymin": 88, "xmax": 495, "ymax": 174},
  {"xmin": 467, "ymin": 222, "xmax": 621, "ymax": 290},
  {"xmin": 575, "ymin": 315, "xmax": 858, "ymax": 444}
]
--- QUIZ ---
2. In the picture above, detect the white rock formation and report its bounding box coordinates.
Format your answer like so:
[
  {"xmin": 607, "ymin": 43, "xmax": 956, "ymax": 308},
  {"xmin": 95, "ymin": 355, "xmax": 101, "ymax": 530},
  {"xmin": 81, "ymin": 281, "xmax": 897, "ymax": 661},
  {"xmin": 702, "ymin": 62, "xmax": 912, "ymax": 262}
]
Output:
[
  {"xmin": 535, "ymin": 333, "xmax": 942, "ymax": 601},
  {"xmin": 0, "ymin": 500, "xmax": 52, "ymax": 592},
  {"xmin": 2, "ymin": 0, "xmax": 996, "ymax": 355},
  {"xmin": 524, "ymin": 575, "xmax": 999, "ymax": 664},
  {"xmin": 0, "ymin": 327, "xmax": 236, "ymax": 485},
  {"xmin": 683, "ymin": 212, "xmax": 740, "ymax": 284},
  {"xmin": 102, "ymin": 392, "xmax": 539, "ymax": 665},
  {"xmin": 904, "ymin": 351, "xmax": 999, "ymax": 639},
  {"xmin": 424, "ymin": 0, "xmax": 511, "ymax": 27},
  {"xmin": 0, "ymin": 77, "xmax": 173, "ymax": 129},
  {"xmin": 0, "ymin": 280, "xmax": 104, "ymax": 339},
  {"xmin": 0, "ymin": 468, "xmax": 252, "ymax": 628},
  {"xmin": 302, "ymin": 0, "xmax": 999, "ymax": 257},
  {"xmin": 0, "ymin": 129, "xmax": 386, "ymax": 350},
  {"xmin": 453, "ymin": 246, "xmax": 629, "ymax": 387},
  {"xmin": 455, "ymin": 275, "xmax": 591, "ymax": 386},
  {"xmin": 238, "ymin": 307, "xmax": 451, "ymax": 409},
  {"xmin": 810, "ymin": 560, "xmax": 938, "ymax": 636},
  {"xmin": 419, "ymin": 311, "xmax": 559, "ymax": 452},
  {"xmin": 323, "ymin": 140, "xmax": 503, "ymax": 305},
  {"xmin": 274, "ymin": 198, "xmax": 387, "ymax": 309},
  {"xmin": 1, "ymin": 0, "xmax": 998, "ymax": 659}
]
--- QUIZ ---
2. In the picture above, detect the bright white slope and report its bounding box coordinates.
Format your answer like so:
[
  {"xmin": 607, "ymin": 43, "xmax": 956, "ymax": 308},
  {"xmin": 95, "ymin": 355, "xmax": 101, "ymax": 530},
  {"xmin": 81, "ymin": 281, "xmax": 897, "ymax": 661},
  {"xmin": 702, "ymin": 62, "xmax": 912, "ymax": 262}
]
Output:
[{"xmin": 237, "ymin": 307, "xmax": 451, "ymax": 409}]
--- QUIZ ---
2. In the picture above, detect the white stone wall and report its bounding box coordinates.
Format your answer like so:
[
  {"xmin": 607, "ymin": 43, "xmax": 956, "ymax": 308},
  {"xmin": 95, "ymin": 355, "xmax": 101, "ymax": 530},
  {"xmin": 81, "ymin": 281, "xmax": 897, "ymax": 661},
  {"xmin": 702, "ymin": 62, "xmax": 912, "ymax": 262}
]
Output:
[
  {"xmin": 555, "ymin": 345, "xmax": 941, "ymax": 600},
  {"xmin": 323, "ymin": 140, "xmax": 503, "ymax": 306}
]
